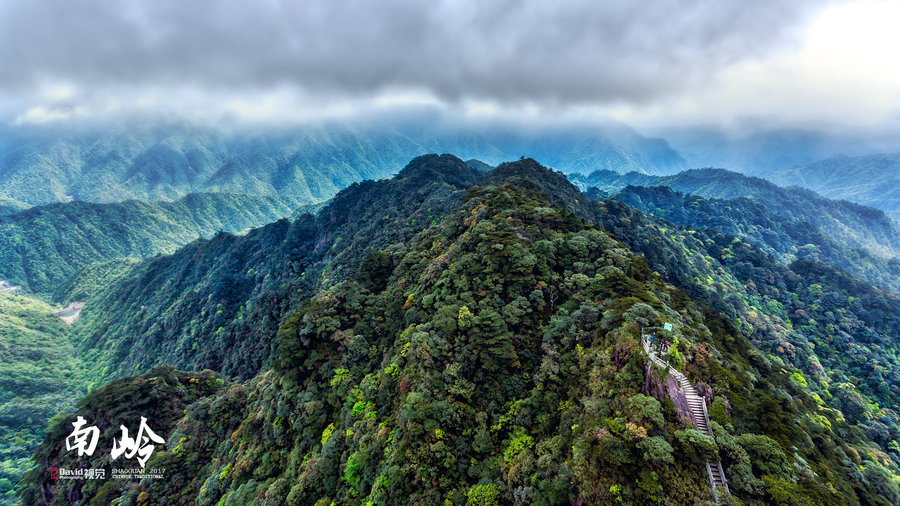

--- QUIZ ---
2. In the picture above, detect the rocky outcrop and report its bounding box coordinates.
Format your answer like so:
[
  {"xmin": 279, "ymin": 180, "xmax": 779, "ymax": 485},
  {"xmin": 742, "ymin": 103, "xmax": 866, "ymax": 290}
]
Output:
[
  {"xmin": 55, "ymin": 301, "xmax": 84, "ymax": 325},
  {"xmin": 643, "ymin": 362, "xmax": 692, "ymax": 423}
]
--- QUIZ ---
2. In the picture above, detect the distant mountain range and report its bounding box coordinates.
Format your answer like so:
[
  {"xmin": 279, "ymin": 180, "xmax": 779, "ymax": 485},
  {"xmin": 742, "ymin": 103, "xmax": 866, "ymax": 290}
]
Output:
[
  {"xmin": 767, "ymin": 153, "xmax": 900, "ymax": 220},
  {"xmin": 6, "ymin": 120, "xmax": 900, "ymax": 225},
  {"xmin": 609, "ymin": 185, "xmax": 900, "ymax": 292},
  {"xmin": 0, "ymin": 120, "xmax": 686, "ymax": 210},
  {"xmin": 656, "ymin": 127, "xmax": 900, "ymax": 220},
  {"xmin": 660, "ymin": 127, "xmax": 886, "ymax": 175},
  {"xmin": 570, "ymin": 168, "xmax": 900, "ymax": 259}
]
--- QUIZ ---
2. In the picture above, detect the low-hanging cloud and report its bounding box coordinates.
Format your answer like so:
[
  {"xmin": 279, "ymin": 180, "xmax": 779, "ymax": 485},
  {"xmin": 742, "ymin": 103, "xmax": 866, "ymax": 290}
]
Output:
[{"xmin": 0, "ymin": 0, "xmax": 840, "ymax": 122}]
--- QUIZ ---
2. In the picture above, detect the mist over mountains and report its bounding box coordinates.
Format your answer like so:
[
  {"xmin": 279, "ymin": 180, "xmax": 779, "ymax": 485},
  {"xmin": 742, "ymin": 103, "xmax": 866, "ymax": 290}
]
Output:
[
  {"xmin": 5, "ymin": 116, "xmax": 900, "ymax": 218},
  {"xmin": 660, "ymin": 127, "xmax": 887, "ymax": 175},
  {"xmin": 0, "ymin": 117, "xmax": 689, "ymax": 211}
]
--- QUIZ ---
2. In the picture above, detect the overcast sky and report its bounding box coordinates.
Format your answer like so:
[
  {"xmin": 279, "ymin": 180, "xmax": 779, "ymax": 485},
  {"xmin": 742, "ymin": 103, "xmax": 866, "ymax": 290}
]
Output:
[{"xmin": 1, "ymin": 0, "xmax": 899, "ymax": 132}]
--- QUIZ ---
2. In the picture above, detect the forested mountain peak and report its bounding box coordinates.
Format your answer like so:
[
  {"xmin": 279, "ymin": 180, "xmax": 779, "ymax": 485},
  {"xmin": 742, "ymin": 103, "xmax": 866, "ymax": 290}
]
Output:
[
  {"xmin": 488, "ymin": 156, "xmax": 566, "ymax": 184},
  {"xmin": 395, "ymin": 154, "xmax": 483, "ymax": 187}
]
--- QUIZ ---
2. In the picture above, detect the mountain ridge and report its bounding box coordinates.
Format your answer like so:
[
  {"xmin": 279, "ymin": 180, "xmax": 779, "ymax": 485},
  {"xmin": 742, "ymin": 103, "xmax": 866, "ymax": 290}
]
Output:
[
  {"xmin": 768, "ymin": 153, "xmax": 900, "ymax": 220},
  {"xmin": 570, "ymin": 168, "xmax": 900, "ymax": 260},
  {"xmin": 605, "ymin": 184, "xmax": 900, "ymax": 292},
  {"xmin": 0, "ymin": 192, "xmax": 307, "ymax": 293}
]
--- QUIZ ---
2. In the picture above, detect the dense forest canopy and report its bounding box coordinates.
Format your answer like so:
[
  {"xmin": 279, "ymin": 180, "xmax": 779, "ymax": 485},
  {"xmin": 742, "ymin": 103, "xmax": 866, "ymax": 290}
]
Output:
[
  {"xmin": 606, "ymin": 185, "xmax": 900, "ymax": 292},
  {"xmin": 0, "ymin": 292, "xmax": 87, "ymax": 500},
  {"xmin": 569, "ymin": 168, "xmax": 900, "ymax": 259}
]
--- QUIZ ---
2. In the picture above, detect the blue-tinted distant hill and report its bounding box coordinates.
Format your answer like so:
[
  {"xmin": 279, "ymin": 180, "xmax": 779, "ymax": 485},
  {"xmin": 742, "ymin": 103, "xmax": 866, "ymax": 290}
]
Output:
[
  {"xmin": 660, "ymin": 126, "xmax": 882, "ymax": 175},
  {"xmin": 768, "ymin": 153, "xmax": 900, "ymax": 221},
  {"xmin": 0, "ymin": 119, "xmax": 686, "ymax": 209}
]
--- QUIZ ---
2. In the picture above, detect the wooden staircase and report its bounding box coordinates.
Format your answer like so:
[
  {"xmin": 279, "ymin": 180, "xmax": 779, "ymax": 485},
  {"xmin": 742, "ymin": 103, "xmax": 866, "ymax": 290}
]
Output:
[{"xmin": 642, "ymin": 335, "xmax": 730, "ymax": 496}]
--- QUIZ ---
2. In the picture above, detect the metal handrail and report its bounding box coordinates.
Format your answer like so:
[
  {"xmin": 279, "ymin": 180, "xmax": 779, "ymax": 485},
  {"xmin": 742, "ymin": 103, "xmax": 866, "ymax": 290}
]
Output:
[
  {"xmin": 642, "ymin": 332, "xmax": 729, "ymax": 497},
  {"xmin": 700, "ymin": 396, "xmax": 710, "ymax": 434},
  {"xmin": 717, "ymin": 461, "xmax": 730, "ymax": 494}
]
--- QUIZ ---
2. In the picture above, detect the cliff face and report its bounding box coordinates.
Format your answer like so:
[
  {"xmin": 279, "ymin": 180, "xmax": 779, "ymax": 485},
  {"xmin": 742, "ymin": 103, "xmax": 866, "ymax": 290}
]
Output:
[{"xmin": 643, "ymin": 362, "xmax": 692, "ymax": 423}]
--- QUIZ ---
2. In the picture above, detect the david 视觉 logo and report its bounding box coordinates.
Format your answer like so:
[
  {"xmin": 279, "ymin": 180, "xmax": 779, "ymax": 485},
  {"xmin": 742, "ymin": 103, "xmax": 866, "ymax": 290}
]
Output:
[{"xmin": 50, "ymin": 467, "xmax": 106, "ymax": 480}]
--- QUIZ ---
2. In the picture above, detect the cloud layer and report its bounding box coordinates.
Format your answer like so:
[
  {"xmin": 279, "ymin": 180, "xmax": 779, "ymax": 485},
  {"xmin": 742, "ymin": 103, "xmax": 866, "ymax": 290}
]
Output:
[{"xmin": 2, "ymin": 0, "xmax": 884, "ymax": 129}]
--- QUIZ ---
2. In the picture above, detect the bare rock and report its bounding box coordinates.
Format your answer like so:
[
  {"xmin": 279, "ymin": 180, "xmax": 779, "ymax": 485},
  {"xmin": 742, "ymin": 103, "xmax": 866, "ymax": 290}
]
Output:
[
  {"xmin": 666, "ymin": 374, "xmax": 692, "ymax": 422},
  {"xmin": 695, "ymin": 382, "xmax": 715, "ymax": 406},
  {"xmin": 643, "ymin": 361, "xmax": 693, "ymax": 423}
]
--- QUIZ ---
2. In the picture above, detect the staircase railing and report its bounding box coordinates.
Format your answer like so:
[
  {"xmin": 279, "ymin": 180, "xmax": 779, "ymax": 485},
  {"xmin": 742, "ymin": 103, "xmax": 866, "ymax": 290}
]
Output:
[
  {"xmin": 717, "ymin": 461, "xmax": 729, "ymax": 495},
  {"xmin": 641, "ymin": 333, "xmax": 729, "ymax": 497}
]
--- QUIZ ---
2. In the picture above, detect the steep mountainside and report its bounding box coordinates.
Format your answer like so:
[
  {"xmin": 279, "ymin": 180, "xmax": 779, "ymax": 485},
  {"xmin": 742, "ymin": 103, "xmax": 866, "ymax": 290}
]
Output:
[
  {"xmin": 570, "ymin": 168, "xmax": 900, "ymax": 259},
  {"xmin": 66, "ymin": 155, "xmax": 482, "ymax": 380},
  {"xmin": 0, "ymin": 120, "xmax": 685, "ymax": 210},
  {"xmin": 769, "ymin": 154, "xmax": 900, "ymax": 220},
  {"xmin": 0, "ymin": 192, "xmax": 304, "ymax": 293},
  {"xmin": 19, "ymin": 157, "xmax": 900, "ymax": 505},
  {"xmin": 0, "ymin": 293, "xmax": 87, "ymax": 503},
  {"xmin": 592, "ymin": 198, "xmax": 900, "ymax": 494}
]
